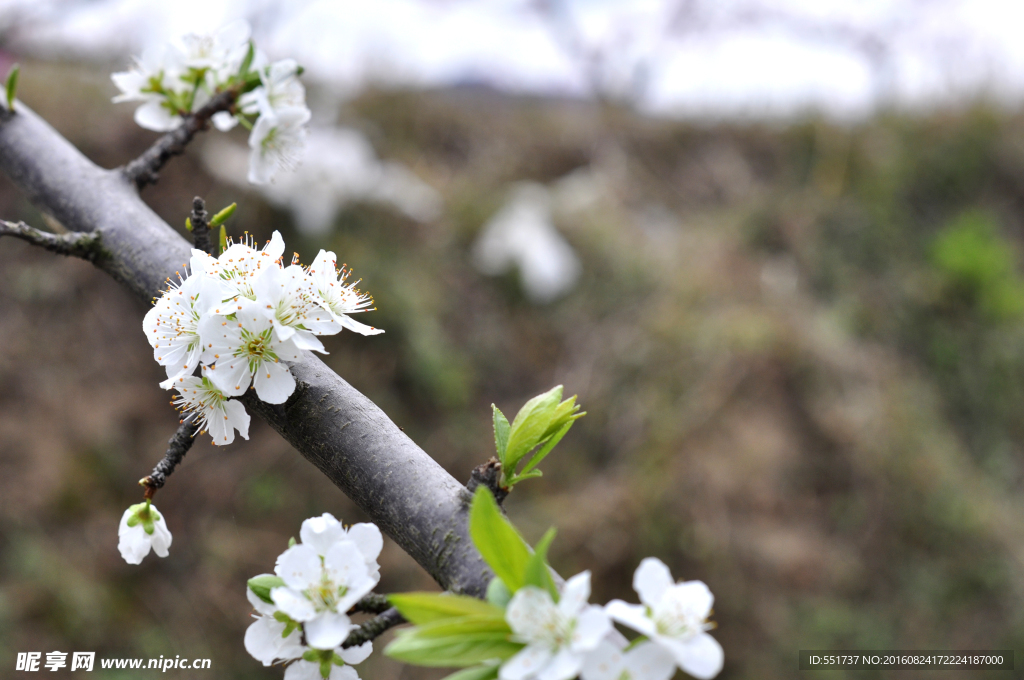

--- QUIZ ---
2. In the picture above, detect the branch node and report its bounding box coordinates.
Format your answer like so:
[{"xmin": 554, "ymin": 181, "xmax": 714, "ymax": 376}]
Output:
[
  {"xmin": 189, "ymin": 197, "xmax": 215, "ymax": 256},
  {"xmin": 466, "ymin": 457, "xmax": 509, "ymax": 504}
]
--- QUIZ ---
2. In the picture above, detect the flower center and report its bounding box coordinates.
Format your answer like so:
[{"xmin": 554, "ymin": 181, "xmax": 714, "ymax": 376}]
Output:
[{"xmin": 303, "ymin": 573, "xmax": 349, "ymax": 614}]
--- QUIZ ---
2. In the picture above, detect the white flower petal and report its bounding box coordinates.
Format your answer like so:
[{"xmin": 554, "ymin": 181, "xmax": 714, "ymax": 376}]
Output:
[
  {"xmin": 304, "ymin": 610, "xmax": 353, "ymax": 650},
  {"xmin": 253, "ymin": 359, "xmax": 296, "ymax": 404},
  {"xmin": 117, "ymin": 523, "xmax": 150, "ymax": 565},
  {"xmin": 224, "ymin": 398, "xmax": 251, "ymax": 440},
  {"xmin": 337, "ymin": 315, "xmax": 384, "ymax": 336},
  {"xmin": 135, "ymin": 99, "xmax": 181, "ymax": 132},
  {"xmin": 206, "ymin": 356, "xmax": 253, "ymax": 396},
  {"xmin": 658, "ymin": 633, "xmax": 723, "ymax": 680},
  {"xmin": 537, "ymin": 648, "xmax": 583, "ymax": 680},
  {"xmin": 558, "ymin": 571, "xmax": 591, "ymax": 618},
  {"xmin": 270, "ymin": 586, "xmax": 317, "ymax": 622},
  {"xmin": 346, "ymin": 523, "xmax": 383, "ymax": 564},
  {"xmin": 244, "ymin": 616, "xmax": 303, "ymax": 665},
  {"xmin": 580, "ymin": 644, "xmax": 626, "ymax": 680},
  {"xmin": 275, "ymin": 544, "xmax": 322, "ymax": 589},
  {"xmin": 569, "ymin": 606, "xmax": 611, "ymax": 652},
  {"xmin": 605, "ymin": 600, "xmax": 657, "ymax": 638},
  {"xmin": 634, "ymin": 558, "xmax": 674, "ymax": 608},
  {"xmin": 212, "ymin": 110, "xmax": 238, "ymax": 131},
  {"xmin": 300, "ymin": 513, "xmax": 345, "ymax": 556},
  {"xmin": 284, "ymin": 660, "xmax": 322, "ymax": 680},
  {"xmin": 624, "ymin": 642, "xmax": 677, "ymax": 680},
  {"xmin": 500, "ymin": 645, "xmax": 553, "ymax": 680},
  {"xmin": 506, "ymin": 587, "xmax": 557, "ymax": 641},
  {"xmin": 667, "ymin": 581, "xmax": 714, "ymax": 621},
  {"xmin": 339, "ymin": 640, "xmax": 373, "ymax": 665},
  {"xmin": 149, "ymin": 518, "xmax": 172, "ymax": 557}
]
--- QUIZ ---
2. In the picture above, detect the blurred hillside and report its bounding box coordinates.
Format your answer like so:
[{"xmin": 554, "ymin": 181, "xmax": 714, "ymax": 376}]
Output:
[{"xmin": 2, "ymin": 61, "xmax": 1024, "ymax": 679}]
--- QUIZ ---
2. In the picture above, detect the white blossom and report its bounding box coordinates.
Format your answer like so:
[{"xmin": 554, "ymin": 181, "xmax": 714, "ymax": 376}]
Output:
[
  {"xmin": 298, "ymin": 513, "xmax": 384, "ymax": 579},
  {"xmin": 118, "ymin": 501, "xmax": 172, "ymax": 565},
  {"xmin": 143, "ymin": 268, "xmax": 207, "ymax": 388},
  {"xmin": 307, "ymin": 251, "xmax": 383, "ymax": 336},
  {"xmin": 500, "ymin": 571, "xmax": 612, "ymax": 680},
  {"xmin": 244, "ymin": 585, "xmax": 305, "ymax": 666},
  {"xmin": 198, "ymin": 298, "xmax": 303, "ymax": 403},
  {"xmin": 283, "ymin": 641, "xmax": 372, "ymax": 680},
  {"xmin": 170, "ymin": 375, "xmax": 250, "ymax": 445},
  {"xmin": 172, "ymin": 19, "xmax": 251, "ymax": 82},
  {"xmin": 605, "ymin": 558, "xmax": 723, "ymax": 680},
  {"xmin": 248, "ymin": 105, "xmax": 312, "ymax": 184},
  {"xmin": 251, "ymin": 263, "xmax": 341, "ymax": 352},
  {"xmin": 271, "ymin": 541, "xmax": 378, "ymax": 649},
  {"xmin": 111, "ymin": 45, "xmax": 184, "ymax": 131},
  {"xmin": 240, "ymin": 58, "xmax": 306, "ymax": 117},
  {"xmin": 580, "ymin": 641, "xmax": 676, "ymax": 680}
]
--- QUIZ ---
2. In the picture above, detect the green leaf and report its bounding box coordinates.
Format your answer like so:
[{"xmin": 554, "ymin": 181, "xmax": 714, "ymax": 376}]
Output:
[
  {"xmin": 288, "ymin": 536, "xmax": 297, "ymax": 548},
  {"xmin": 469, "ymin": 487, "xmax": 531, "ymax": 592},
  {"xmin": 185, "ymin": 217, "xmax": 193, "ymax": 232},
  {"xmin": 248, "ymin": 575, "xmax": 286, "ymax": 604},
  {"xmin": 385, "ymin": 618, "xmax": 520, "ymax": 667},
  {"xmin": 210, "ymin": 202, "xmax": 237, "ymax": 227},
  {"xmin": 239, "ymin": 41, "xmax": 255, "ymax": 76},
  {"xmin": 519, "ymin": 421, "xmax": 573, "ymax": 477},
  {"xmin": 504, "ymin": 386, "xmax": 563, "ymax": 470},
  {"xmin": 441, "ymin": 664, "xmax": 501, "ymax": 680},
  {"xmin": 218, "ymin": 224, "xmax": 227, "ymax": 255},
  {"xmin": 5, "ymin": 64, "xmax": 19, "ymax": 111},
  {"xmin": 523, "ymin": 527, "xmax": 558, "ymax": 601},
  {"xmin": 492, "ymin": 405, "xmax": 510, "ymax": 461},
  {"xmin": 485, "ymin": 577, "xmax": 512, "ymax": 609},
  {"xmin": 388, "ymin": 592, "xmax": 503, "ymax": 625}
]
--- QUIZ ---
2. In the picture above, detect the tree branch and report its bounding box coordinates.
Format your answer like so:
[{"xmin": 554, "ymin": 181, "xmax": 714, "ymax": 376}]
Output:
[
  {"xmin": 122, "ymin": 89, "xmax": 237, "ymax": 190},
  {"xmin": 0, "ymin": 219, "xmax": 103, "ymax": 260},
  {"xmin": 341, "ymin": 607, "xmax": 406, "ymax": 649},
  {"xmin": 351, "ymin": 593, "xmax": 392, "ymax": 615},
  {"xmin": 140, "ymin": 418, "xmax": 200, "ymax": 499},
  {"xmin": 0, "ymin": 101, "xmax": 493, "ymax": 597},
  {"xmin": 188, "ymin": 196, "xmax": 215, "ymax": 256}
]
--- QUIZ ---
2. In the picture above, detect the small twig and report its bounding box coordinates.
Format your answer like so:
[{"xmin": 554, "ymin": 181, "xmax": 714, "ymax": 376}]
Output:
[
  {"xmin": 140, "ymin": 418, "xmax": 200, "ymax": 499},
  {"xmin": 350, "ymin": 593, "xmax": 392, "ymax": 615},
  {"xmin": 0, "ymin": 219, "xmax": 102, "ymax": 261},
  {"xmin": 341, "ymin": 607, "xmax": 406, "ymax": 649},
  {"xmin": 466, "ymin": 457, "xmax": 508, "ymax": 504},
  {"xmin": 123, "ymin": 89, "xmax": 238, "ymax": 190},
  {"xmin": 189, "ymin": 197, "xmax": 215, "ymax": 256}
]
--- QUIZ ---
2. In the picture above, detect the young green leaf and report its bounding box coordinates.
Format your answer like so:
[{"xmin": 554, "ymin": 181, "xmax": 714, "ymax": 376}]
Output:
[
  {"xmin": 492, "ymin": 405, "xmax": 510, "ymax": 461},
  {"xmin": 185, "ymin": 217, "xmax": 193, "ymax": 232},
  {"xmin": 385, "ymin": 631, "xmax": 522, "ymax": 667},
  {"xmin": 5, "ymin": 63, "xmax": 19, "ymax": 111},
  {"xmin": 485, "ymin": 577, "xmax": 512, "ymax": 609},
  {"xmin": 523, "ymin": 527, "xmax": 558, "ymax": 601},
  {"xmin": 218, "ymin": 224, "xmax": 227, "ymax": 254},
  {"xmin": 239, "ymin": 41, "xmax": 255, "ymax": 76},
  {"xmin": 384, "ymin": 616, "xmax": 519, "ymax": 667},
  {"xmin": 388, "ymin": 592, "xmax": 503, "ymax": 625},
  {"xmin": 441, "ymin": 663, "xmax": 500, "ymax": 680},
  {"xmin": 504, "ymin": 386, "xmax": 563, "ymax": 470},
  {"xmin": 469, "ymin": 487, "xmax": 531, "ymax": 592},
  {"xmin": 210, "ymin": 202, "xmax": 237, "ymax": 227},
  {"xmin": 518, "ymin": 421, "xmax": 573, "ymax": 477},
  {"xmin": 247, "ymin": 574, "xmax": 286, "ymax": 604}
]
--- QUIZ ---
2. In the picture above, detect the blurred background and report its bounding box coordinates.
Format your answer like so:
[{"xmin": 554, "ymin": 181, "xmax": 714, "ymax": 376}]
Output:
[{"xmin": 1, "ymin": 0, "xmax": 1024, "ymax": 678}]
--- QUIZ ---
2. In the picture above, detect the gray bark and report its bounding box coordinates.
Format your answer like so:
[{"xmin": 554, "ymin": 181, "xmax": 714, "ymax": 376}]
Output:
[{"xmin": 0, "ymin": 102, "xmax": 492, "ymax": 596}]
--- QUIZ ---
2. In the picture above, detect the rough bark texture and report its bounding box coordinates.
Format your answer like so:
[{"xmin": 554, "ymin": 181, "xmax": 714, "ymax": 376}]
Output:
[{"xmin": 0, "ymin": 102, "xmax": 493, "ymax": 596}]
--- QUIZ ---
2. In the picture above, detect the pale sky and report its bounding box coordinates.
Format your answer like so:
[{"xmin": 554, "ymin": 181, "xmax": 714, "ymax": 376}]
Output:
[{"xmin": 2, "ymin": 0, "xmax": 1022, "ymax": 119}]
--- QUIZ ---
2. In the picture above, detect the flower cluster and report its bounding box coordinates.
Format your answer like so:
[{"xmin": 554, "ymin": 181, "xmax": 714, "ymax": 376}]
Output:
[
  {"xmin": 112, "ymin": 21, "xmax": 311, "ymax": 183},
  {"xmin": 144, "ymin": 230, "xmax": 382, "ymax": 447},
  {"xmin": 244, "ymin": 513, "xmax": 383, "ymax": 680},
  {"xmin": 384, "ymin": 488, "xmax": 724, "ymax": 680}
]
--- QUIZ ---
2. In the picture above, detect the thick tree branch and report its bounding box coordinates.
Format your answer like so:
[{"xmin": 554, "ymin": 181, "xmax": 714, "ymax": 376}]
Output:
[
  {"xmin": 123, "ymin": 89, "xmax": 237, "ymax": 190},
  {"xmin": 341, "ymin": 608, "xmax": 406, "ymax": 649},
  {"xmin": 0, "ymin": 219, "xmax": 103, "ymax": 260},
  {"xmin": 0, "ymin": 101, "xmax": 494, "ymax": 597}
]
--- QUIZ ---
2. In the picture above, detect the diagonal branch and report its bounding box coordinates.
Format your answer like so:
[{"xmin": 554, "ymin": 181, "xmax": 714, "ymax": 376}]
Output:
[
  {"xmin": 0, "ymin": 101, "xmax": 493, "ymax": 598},
  {"xmin": 0, "ymin": 219, "xmax": 103, "ymax": 260},
  {"xmin": 341, "ymin": 607, "xmax": 406, "ymax": 649},
  {"xmin": 141, "ymin": 418, "xmax": 200, "ymax": 499},
  {"xmin": 123, "ymin": 89, "xmax": 238, "ymax": 190}
]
